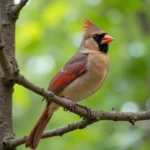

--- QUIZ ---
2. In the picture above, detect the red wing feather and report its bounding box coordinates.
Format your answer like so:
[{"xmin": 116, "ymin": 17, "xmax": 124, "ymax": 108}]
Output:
[
  {"xmin": 48, "ymin": 72, "xmax": 77, "ymax": 94},
  {"xmin": 48, "ymin": 53, "xmax": 88, "ymax": 94}
]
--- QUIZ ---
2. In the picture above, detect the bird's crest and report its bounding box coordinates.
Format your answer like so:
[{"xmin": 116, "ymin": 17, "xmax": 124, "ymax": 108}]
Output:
[{"xmin": 83, "ymin": 19, "xmax": 93, "ymax": 31}]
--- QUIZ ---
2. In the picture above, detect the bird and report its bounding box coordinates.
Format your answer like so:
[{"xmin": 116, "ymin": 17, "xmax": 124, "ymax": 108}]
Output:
[{"xmin": 25, "ymin": 19, "xmax": 114, "ymax": 149}]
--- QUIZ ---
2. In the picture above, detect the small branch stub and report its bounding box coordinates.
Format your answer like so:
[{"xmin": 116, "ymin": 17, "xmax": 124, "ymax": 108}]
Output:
[
  {"xmin": 0, "ymin": 31, "xmax": 20, "ymax": 85},
  {"xmin": 0, "ymin": 32, "xmax": 14, "ymax": 78},
  {"xmin": 2, "ymin": 134, "xmax": 15, "ymax": 150}
]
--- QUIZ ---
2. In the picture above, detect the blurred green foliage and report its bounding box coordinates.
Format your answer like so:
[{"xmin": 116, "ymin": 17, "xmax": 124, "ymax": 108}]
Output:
[{"xmin": 13, "ymin": 0, "xmax": 150, "ymax": 149}]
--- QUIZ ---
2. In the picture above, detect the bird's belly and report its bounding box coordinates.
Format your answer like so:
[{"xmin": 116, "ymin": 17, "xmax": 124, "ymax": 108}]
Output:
[{"xmin": 59, "ymin": 69, "xmax": 107, "ymax": 102}]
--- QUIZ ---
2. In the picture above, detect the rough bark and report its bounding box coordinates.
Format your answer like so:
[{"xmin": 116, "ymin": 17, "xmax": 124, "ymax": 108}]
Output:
[{"xmin": 0, "ymin": 0, "xmax": 15, "ymax": 150}]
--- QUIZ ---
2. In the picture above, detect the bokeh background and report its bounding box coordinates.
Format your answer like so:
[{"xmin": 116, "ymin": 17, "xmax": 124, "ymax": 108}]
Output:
[{"xmin": 13, "ymin": 0, "xmax": 150, "ymax": 150}]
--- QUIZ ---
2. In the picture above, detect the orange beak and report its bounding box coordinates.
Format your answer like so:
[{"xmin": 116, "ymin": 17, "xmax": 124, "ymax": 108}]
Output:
[{"xmin": 101, "ymin": 35, "xmax": 114, "ymax": 44}]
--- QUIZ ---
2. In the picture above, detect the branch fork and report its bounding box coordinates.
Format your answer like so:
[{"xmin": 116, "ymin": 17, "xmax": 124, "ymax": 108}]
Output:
[{"xmin": 10, "ymin": 0, "xmax": 29, "ymax": 19}]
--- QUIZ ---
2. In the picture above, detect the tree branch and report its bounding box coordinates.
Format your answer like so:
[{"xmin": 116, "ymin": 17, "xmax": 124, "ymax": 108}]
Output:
[
  {"xmin": 11, "ymin": 0, "xmax": 28, "ymax": 18},
  {"xmin": 7, "ymin": 119, "xmax": 96, "ymax": 148},
  {"xmin": 15, "ymin": 73, "xmax": 93, "ymax": 119},
  {"xmin": 14, "ymin": 74, "xmax": 150, "ymax": 124},
  {"xmin": 6, "ymin": 110, "xmax": 150, "ymax": 148}
]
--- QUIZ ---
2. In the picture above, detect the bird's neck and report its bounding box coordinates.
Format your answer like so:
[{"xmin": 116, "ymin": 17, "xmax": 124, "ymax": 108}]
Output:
[{"xmin": 78, "ymin": 46, "xmax": 106, "ymax": 55}]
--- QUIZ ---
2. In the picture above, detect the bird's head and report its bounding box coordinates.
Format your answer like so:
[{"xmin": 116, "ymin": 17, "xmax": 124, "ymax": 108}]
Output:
[{"xmin": 80, "ymin": 19, "xmax": 114, "ymax": 53}]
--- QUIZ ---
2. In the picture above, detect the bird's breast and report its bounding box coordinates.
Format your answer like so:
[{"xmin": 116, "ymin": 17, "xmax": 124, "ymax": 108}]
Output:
[{"xmin": 59, "ymin": 52, "xmax": 109, "ymax": 102}]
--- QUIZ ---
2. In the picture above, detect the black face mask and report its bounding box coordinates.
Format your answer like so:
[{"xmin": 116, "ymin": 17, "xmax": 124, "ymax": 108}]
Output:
[{"xmin": 93, "ymin": 33, "xmax": 108, "ymax": 53}]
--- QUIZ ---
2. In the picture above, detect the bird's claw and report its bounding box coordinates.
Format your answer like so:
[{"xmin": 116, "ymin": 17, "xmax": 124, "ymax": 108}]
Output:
[
  {"xmin": 68, "ymin": 100, "xmax": 76, "ymax": 111},
  {"xmin": 62, "ymin": 98, "xmax": 92, "ymax": 117},
  {"xmin": 63, "ymin": 98, "xmax": 76, "ymax": 112},
  {"xmin": 76, "ymin": 104, "xmax": 92, "ymax": 117},
  {"xmin": 83, "ymin": 106, "xmax": 92, "ymax": 117}
]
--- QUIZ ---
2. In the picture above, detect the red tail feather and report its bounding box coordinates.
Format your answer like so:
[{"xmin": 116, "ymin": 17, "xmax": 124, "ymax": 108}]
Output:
[{"xmin": 25, "ymin": 104, "xmax": 52, "ymax": 149}]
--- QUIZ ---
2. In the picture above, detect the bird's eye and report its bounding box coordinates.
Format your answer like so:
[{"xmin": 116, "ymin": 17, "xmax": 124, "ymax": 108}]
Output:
[
  {"xmin": 93, "ymin": 34, "xmax": 99, "ymax": 41},
  {"xmin": 93, "ymin": 33, "xmax": 106, "ymax": 42}
]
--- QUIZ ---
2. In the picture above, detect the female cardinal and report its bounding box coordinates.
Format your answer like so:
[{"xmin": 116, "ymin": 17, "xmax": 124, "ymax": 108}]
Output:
[{"xmin": 25, "ymin": 19, "xmax": 113, "ymax": 149}]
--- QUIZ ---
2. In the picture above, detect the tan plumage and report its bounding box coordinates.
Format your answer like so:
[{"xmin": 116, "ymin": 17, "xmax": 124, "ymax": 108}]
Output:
[
  {"xmin": 25, "ymin": 19, "xmax": 113, "ymax": 149},
  {"xmin": 59, "ymin": 51, "xmax": 109, "ymax": 101}
]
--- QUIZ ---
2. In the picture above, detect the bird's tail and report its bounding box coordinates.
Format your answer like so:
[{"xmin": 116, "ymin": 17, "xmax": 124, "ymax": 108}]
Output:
[{"xmin": 25, "ymin": 103, "xmax": 52, "ymax": 150}]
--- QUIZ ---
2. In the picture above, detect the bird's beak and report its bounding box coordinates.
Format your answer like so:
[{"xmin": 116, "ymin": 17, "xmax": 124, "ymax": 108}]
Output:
[{"xmin": 101, "ymin": 35, "xmax": 114, "ymax": 44}]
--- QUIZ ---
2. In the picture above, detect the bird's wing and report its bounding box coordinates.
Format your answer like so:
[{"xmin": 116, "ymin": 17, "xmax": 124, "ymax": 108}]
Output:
[{"xmin": 48, "ymin": 52, "xmax": 89, "ymax": 94}]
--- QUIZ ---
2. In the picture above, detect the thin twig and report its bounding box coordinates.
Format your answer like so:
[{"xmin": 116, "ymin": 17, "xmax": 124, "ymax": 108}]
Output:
[
  {"xmin": 7, "ymin": 110, "xmax": 150, "ymax": 148},
  {"xmin": 11, "ymin": 0, "xmax": 28, "ymax": 17},
  {"xmin": 8, "ymin": 119, "xmax": 95, "ymax": 148}
]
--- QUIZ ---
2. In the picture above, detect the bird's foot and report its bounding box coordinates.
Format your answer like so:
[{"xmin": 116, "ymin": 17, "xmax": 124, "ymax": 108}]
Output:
[
  {"xmin": 76, "ymin": 104, "xmax": 92, "ymax": 117},
  {"xmin": 63, "ymin": 98, "xmax": 76, "ymax": 112},
  {"xmin": 62, "ymin": 98, "xmax": 92, "ymax": 117}
]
